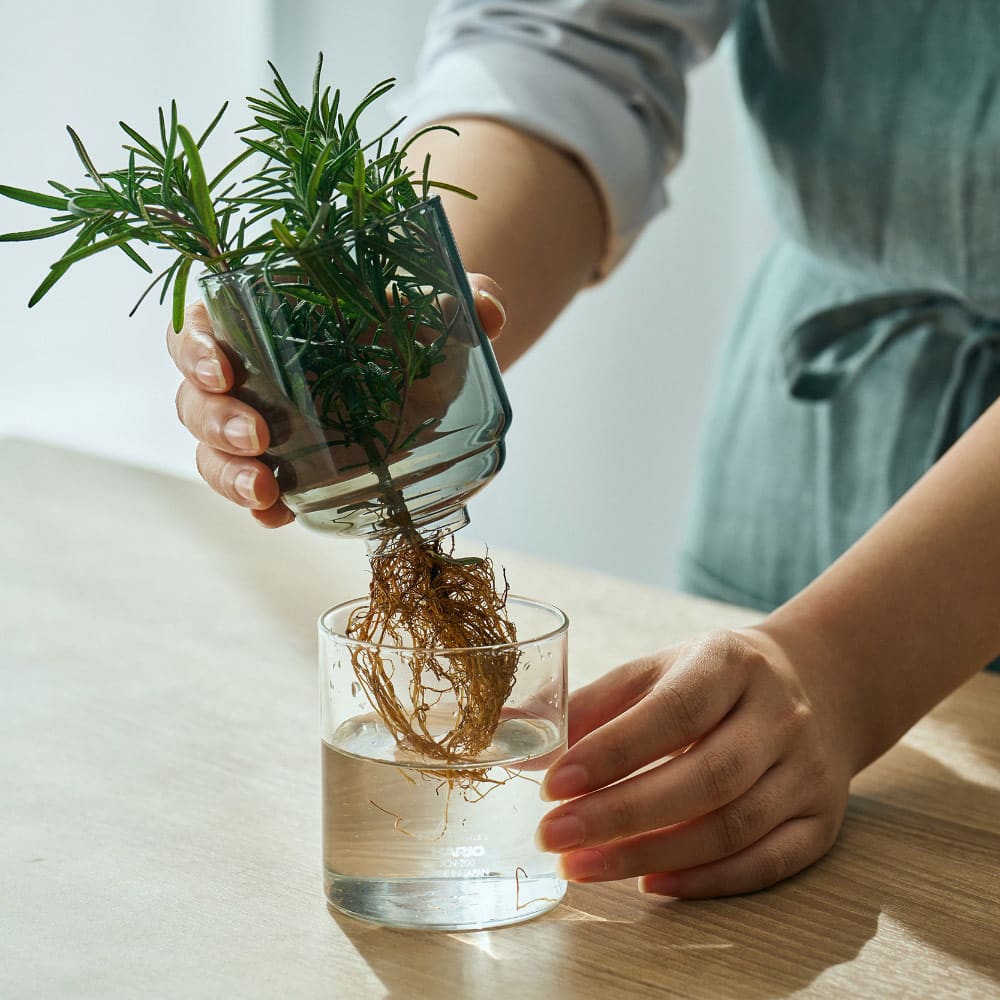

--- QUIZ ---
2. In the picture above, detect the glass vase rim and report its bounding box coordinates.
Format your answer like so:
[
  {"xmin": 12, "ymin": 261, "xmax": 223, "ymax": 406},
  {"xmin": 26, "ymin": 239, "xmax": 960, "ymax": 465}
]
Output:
[
  {"xmin": 318, "ymin": 594, "xmax": 569, "ymax": 655},
  {"xmin": 195, "ymin": 194, "xmax": 446, "ymax": 288}
]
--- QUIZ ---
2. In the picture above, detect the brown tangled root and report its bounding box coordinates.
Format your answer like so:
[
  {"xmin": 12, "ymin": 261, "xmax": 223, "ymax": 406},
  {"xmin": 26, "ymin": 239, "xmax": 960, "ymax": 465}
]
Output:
[{"xmin": 346, "ymin": 535, "xmax": 519, "ymax": 776}]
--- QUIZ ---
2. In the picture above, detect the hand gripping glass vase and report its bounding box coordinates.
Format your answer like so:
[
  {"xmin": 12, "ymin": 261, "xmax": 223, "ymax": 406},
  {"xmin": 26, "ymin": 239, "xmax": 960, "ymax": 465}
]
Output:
[{"xmin": 198, "ymin": 196, "xmax": 511, "ymax": 542}]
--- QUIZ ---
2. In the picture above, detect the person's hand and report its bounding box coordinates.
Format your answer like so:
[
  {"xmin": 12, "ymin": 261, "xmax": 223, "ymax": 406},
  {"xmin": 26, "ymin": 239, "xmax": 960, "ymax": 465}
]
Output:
[
  {"xmin": 535, "ymin": 626, "xmax": 853, "ymax": 898},
  {"xmin": 165, "ymin": 273, "xmax": 507, "ymax": 528}
]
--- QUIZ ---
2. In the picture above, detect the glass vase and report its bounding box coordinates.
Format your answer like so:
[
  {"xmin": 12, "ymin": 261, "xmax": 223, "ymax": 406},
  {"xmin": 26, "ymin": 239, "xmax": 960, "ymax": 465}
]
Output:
[
  {"xmin": 198, "ymin": 197, "xmax": 511, "ymax": 540},
  {"xmin": 319, "ymin": 596, "xmax": 569, "ymax": 930}
]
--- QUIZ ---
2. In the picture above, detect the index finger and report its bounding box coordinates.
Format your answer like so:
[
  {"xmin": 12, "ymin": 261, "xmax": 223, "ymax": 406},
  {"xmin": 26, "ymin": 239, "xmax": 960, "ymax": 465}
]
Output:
[
  {"xmin": 541, "ymin": 633, "xmax": 755, "ymax": 802},
  {"xmin": 165, "ymin": 302, "xmax": 234, "ymax": 393}
]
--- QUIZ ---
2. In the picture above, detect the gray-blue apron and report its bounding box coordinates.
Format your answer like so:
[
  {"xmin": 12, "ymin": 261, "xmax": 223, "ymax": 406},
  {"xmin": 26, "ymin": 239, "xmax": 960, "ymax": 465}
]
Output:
[{"xmin": 677, "ymin": 1, "xmax": 1000, "ymax": 669}]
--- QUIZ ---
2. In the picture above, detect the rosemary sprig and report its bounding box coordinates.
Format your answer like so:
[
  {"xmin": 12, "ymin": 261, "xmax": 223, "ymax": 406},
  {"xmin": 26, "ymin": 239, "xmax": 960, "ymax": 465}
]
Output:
[{"xmin": 0, "ymin": 53, "xmax": 472, "ymax": 334}]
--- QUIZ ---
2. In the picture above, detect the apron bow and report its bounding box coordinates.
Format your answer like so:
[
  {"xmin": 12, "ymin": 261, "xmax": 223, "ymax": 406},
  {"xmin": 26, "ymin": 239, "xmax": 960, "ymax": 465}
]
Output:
[{"xmin": 782, "ymin": 292, "xmax": 1000, "ymax": 462}]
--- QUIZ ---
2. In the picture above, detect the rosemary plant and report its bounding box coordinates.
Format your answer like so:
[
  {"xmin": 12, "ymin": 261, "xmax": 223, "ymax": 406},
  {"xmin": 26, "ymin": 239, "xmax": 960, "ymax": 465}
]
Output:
[
  {"xmin": 1, "ymin": 54, "xmax": 478, "ymax": 537},
  {"xmin": 1, "ymin": 55, "xmax": 518, "ymax": 763}
]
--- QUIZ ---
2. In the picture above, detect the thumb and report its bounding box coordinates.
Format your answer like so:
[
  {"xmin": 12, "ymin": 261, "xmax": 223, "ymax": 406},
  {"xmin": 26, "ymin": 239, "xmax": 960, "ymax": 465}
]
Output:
[{"xmin": 467, "ymin": 273, "xmax": 506, "ymax": 341}]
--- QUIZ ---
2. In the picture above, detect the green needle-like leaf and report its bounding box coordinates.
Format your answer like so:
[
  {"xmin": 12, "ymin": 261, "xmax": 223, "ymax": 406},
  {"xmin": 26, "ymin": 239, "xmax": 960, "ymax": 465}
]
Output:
[
  {"xmin": 177, "ymin": 124, "xmax": 219, "ymax": 250},
  {"xmin": 0, "ymin": 183, "xmax": 69, "ymax": 210},
  {"xmin": 425, "ymin": 179, "xmax": 478, "ymax": 200},
  {"xmin": 28, "ymin": 259, "xmax": 73, "ymax": 307},
  {"xmin": 65, "ymin": 127, "xmax": 110, "ymax": 192},
  {"xmin": 0, "ymin": 219, "xmax": 80, "ymax": 242},
  {"xmin": 196, "ymin": 102, "xmax": 229, "ymax": 148},
  {"xmin": 171, "ymin": 256, "xmax": 192, "ymax": 332},
  {"xmin": 118, "ymin": 121, "xmax": 165, "ymax": 165},
  {"xmin": 119, "ymin": 240, "xmax": 153, "ymax": 273},
  {"xmin": 58, "ymin": 229, "xmax": 138, "ymax": 266},
  {"xmin": 161, "ymin": 101, "xmax": 178, "ymax": 200},
  {"xmin": 208, "ymin": 146, "xmax": 255, "ymax": 192},
  {"xmin": 306, "ymin": 137, "xmax": 338, "ymax": 206}
]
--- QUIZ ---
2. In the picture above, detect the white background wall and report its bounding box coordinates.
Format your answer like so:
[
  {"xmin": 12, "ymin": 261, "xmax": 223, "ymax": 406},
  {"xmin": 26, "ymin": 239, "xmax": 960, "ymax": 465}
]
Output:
[{"xmin": 0, "ymin": 1, "xmax": 774, "ymax": 588}]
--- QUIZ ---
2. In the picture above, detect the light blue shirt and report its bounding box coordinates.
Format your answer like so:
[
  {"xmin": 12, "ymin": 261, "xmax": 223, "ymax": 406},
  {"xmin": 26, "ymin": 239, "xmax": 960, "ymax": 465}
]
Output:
[{"xmin": 406, "ymin": 0, "xmax": 738, "ymax": 276}]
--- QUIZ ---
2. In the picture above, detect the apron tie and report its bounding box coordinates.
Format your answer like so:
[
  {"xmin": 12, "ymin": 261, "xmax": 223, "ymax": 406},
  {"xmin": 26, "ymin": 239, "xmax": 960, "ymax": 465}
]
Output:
[{"xmin": 782, "ymin": 292, "xmax": 1000, "ymax": 463}]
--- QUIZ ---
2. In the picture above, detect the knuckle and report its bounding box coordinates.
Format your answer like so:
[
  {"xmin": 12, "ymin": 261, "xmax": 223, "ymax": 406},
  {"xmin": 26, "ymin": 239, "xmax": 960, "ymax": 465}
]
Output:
[
  {"xmin": 194, "ymin": 445, "xmax": 210, "ymax": 485},
  {"xmin": 183, "ymin": 303, "xmax": 213, "ymax": 339},
  {"xmin": 779, "ymin": 698, "xmax": 815, "ymax": 742},
  {"xmin": 174, "ymin": 382, "xmax": 188, "ymax": 424},
  {"xmin": 716, "ymin": 799, "xmax": 757, "ymax": 856},
  {"xmin": 818, "ymin": 808, "xmax": 845, "ymax": 850},
  {"xmin": 175, "ymin": 381, "xmax": 211, "ymax": 440},
  {"xmin": 755, "ymin": 843, "xmax": 796, "ymax": 888},
  {"xmin": 194, "ymin": 446, "xmax": 244, "ymax": 504},
  {"xmin": 599, "ymin": 734, "xmax": 632, "ymax": 784},
  {"xmin": 605, "ymin": 792, "xmax": 639, "ymax": 838},
  {"xmin": 169, "ymin": 304, "xmax": 219, "ymax": 364},
  {"xmin": 810, "ymin": 812, "xmax": 838, "ymax": 853},
  {"xmin": 698, "ymin": 748, "xmax": 745, "ymax": 806},
  {"xmin": 652, "ymin": 679, "xmax": 703, "ymax": 736},
  {"xmin": 217, "ymin": 455, "xmax": 245, "ymax": 502},
  {"xmin": 802, "ymin": 752, "xmax": 837, "ymax": 804},
  {"xmin": 714, "ymin": 630, "xmax": 769, "ymax": 678},
  {"xmin": 175, "ymin": 383, "xmax": 234, "ymax": 448}
]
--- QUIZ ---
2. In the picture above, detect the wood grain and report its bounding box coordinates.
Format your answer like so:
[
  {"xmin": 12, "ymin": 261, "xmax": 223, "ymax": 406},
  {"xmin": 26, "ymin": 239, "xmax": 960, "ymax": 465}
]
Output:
[{"xmin": 1, "ymin": 439, "xmax": 998, "ymax": 999}]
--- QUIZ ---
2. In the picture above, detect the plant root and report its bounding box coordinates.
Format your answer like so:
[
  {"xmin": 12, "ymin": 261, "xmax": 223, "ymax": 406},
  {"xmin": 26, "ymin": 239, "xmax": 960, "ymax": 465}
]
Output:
[{"xmin": 347, "ymin": 534, "xmax": 519, "ymax": 767}]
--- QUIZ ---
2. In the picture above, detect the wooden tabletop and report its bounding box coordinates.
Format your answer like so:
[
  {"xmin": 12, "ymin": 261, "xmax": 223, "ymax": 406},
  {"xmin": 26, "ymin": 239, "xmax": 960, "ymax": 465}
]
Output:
[{"xmin": 2, "ymin": 438, "xmax": 998, "ymax": 1000}]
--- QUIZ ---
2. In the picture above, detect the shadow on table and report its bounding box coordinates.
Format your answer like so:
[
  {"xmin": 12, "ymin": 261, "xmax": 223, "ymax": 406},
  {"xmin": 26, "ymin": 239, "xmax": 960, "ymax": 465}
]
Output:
[
  {"xmin": 331, "ymin": 863, "xmax": 879, "ymax": 999},
  {"xmin": 331, "ymin": 742, "xmax": 1000, "ymax": 999},
  {"xmin": 331, "ymin": 883, "xmax": 875, "ymax": 999},
  {"xmin": 846, "ymin": 742, "xmax": 1000, "ymax": 988}
]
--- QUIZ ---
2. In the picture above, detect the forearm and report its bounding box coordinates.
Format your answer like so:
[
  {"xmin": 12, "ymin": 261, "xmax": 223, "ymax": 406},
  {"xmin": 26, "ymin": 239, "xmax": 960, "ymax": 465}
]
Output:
[
  {"xmin": 407, "ymin": 118, "xmax": 605, "ymax": 368},
  {"xmin": 762, "ymin": 397, "xmax": 1000, "ymax": 774}
]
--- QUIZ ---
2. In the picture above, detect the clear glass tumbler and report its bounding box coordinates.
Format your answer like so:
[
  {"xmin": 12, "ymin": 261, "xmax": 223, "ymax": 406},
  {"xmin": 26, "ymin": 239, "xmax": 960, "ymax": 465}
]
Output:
[{"xmin": 319, "ymin": 596, "xmax": 569, "ymax": 930}]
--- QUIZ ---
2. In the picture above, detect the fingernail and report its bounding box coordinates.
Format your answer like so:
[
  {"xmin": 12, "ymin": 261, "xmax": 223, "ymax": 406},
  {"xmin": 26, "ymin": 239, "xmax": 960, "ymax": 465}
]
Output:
[
  {"xmin": 224, "ymin": 415, "xmax": 260, "ymax": 452},
  {"xmin": 234, "ymin": 469, "xmax": 258, "ymax": 503},
  {"xmin": 195, "ymin": 357, "xmax": 227, "ymax": 390},
  {"xmin": 638, "ymin": 874, "xmax": 679, "ymax": 897},
  {"xmin": 190, "ymin": 330, "xmax": 216, "ymax": 350},
  {"xmin": 535, "ymin": 815, "xmax": 585, "ymax": 852},
  {"xmin": 477, "ymin": 288, "xmax": 507, "ymax": 330},
  {"xmin": 557, "ymin": 849, "xmax": 608, "ymax": 882},
  {"xmin": 541, "ymin": 764, "xmax": 588, "ymax": 802}
]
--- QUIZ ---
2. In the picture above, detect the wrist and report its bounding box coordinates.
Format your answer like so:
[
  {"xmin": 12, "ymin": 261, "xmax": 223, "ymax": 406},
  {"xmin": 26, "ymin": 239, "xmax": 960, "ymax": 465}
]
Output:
[
  {"xmin": 752, "ymin": 399, "xmax": 1000, "ymax": 774},
  {"xmin": 738, "ymin": 610, "xmax": 884, "ymax": 778}
]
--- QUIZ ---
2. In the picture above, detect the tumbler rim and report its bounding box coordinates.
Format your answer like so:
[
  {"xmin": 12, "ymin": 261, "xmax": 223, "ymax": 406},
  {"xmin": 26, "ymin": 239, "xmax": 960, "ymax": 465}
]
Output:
[{"xmin": 318, "ymin": 594, "xmax": 569, "ymax": 655}]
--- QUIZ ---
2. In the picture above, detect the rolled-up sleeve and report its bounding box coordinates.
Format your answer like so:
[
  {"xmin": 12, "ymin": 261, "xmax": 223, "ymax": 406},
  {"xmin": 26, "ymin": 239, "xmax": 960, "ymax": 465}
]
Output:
[{"xmin": 402, "ymin": 0, "xmax": 738, "ymax": 277}]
